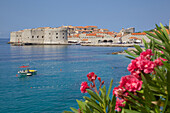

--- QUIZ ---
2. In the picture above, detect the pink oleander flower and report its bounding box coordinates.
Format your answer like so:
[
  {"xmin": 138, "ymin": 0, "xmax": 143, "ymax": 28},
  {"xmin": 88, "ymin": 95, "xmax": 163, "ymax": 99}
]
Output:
[
  {"xmin": 80, "ymin": 82, "xmax": 89, "ymax": 93},
  {"xmin": 160, "ymin": 57, "xmax": 167, "ymax": 61},
  {"xmin": 143, "ymin": 60, "xmax": 155, "ymax": 74},
  {"xmin": 120, "ymin": 75, "xmax": 143, "ymax": 92},
  {"xmin": 128, "ymin": 55, "xmax": 155, "ymax": 75},
  {"xmin": 115, "ymin": 98, "xmax": 125, "ymax": 112},
  {"xmin": 154, "ymin": 57, "xmax": 167, "ymax": 66},
  {"xmin": 127, "ymin": 60, "xmax": 138, "ymax": 73},
  {"xmin": 113, "ymin": 86, "xmax": 127, "ymax": 98},
  {"xmin": 87, "ymin": 72, "xmax": 97, "ymax": 81},
  {"xmin": 140, "ymin": 49, "xmax": 153, "ymax": 60}
]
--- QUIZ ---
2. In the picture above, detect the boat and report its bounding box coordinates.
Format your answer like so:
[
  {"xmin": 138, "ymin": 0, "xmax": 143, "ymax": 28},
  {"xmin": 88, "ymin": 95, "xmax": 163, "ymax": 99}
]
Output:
[{"xmin": 18, "ymin": 66, "xmax": 37, "ymax": 76}]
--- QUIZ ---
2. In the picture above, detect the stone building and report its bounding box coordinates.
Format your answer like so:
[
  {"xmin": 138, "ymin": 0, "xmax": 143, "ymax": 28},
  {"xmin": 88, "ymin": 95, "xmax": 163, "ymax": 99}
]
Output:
[
  {"xmin": 121, "ymin": 32, "xmax": 148, "ymax": 44},
  {"xmin": 10, "ymin": 27, "xmax": 68, "ymax": 44}
]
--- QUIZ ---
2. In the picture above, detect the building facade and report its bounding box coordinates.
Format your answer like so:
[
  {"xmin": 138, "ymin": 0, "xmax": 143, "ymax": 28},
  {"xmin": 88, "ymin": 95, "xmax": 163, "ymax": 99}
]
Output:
[{"xmin": 10, "ymin": 27, "xmax": 68, "ymax": 44}]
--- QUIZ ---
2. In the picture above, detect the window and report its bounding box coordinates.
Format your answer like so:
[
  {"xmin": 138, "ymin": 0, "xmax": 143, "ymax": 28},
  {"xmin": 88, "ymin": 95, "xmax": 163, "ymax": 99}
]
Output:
[
  {"xmin": 56, "ymin": 33, "xmax": 58, "ymax": 35},
  {"xmin": 16, "ymin": 35, "xmax": 18, "ymax": 37},
  {"xmin": 56, "ymin": 37, "xmax": 58, "ymax": 39},
  {"xmin": 37, "ymin": 36, "xmax": 39, "ymax": 38},
  {"xmin": 63, "ymin": 37, "xmax": 64, "ymax": 38},
  {"xmin": 20, "ymin": 35, "xmax": 21, "ymax": 37},
  {"xmin": 28, "ymin": 37, "xmax": 29, "ymax": 38},
  {"xmin": 49, "ymin": 33, "xmax": 51, "ymax": 35},
  {"xmin": 42, "ymin": 36, "xmax": 44, "ymax": 38},
  {"xmin": 63, "ymin": 33, "xmax": 64, "ymax": 35},
  {"xmin": 32, "ymin": 36, "xmax": 34, "ymax": 38}
]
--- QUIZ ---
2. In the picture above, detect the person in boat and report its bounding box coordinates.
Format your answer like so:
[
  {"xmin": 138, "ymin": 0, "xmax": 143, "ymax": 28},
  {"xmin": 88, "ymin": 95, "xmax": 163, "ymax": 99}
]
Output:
[{"xmin": 27, "ymin": 68, "xmax": 30, "ymax": 73}]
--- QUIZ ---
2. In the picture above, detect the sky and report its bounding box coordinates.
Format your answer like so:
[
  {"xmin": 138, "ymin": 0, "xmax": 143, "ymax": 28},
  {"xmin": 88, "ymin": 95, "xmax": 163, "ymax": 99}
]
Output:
[{"xmin": 0, "ymin": 0, "xmax": 170, "ymax": 38}]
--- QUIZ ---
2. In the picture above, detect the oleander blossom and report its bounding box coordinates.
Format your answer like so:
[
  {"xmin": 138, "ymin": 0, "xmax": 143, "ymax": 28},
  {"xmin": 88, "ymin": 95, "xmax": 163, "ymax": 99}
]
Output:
[
  {"xmin": 120, "ymin": 75, "xmax": 143, "ymax": 92},
  {"xmin": 113, "ymin": 86, "xmax": 127, "ymax": 98},
  {"xmin": 128, "ymin": 55, "xmax": 155, "ymax": 75},
  {"xmin": 87, "ymin": 72, "xmax": 97, "ymax": 81},
  {"xmin": 80, "ymin": 82, "xmax": 89, "ymax": 93},
  {"xmin": 140, "ymin": 49, "xmax": 153, "ymax": 60},
  {"xmin": 154, "ymin": 57, "xmax": 167, "ymax": 66},
  {"xmin": 115, "ymin": 98, "xmax": 125, "ymax": 112}
]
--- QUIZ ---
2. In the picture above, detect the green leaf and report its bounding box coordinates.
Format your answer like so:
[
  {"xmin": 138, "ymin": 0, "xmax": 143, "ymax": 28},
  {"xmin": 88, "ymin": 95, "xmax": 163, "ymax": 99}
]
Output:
[
  {"xmin": 124, "ymin": 109, "xmax": 141, "ymax": 113},
  {"xmin": 134, "ymin": 45, "xmax": 143, "ymax": 53},
  {"xmin": 86, "ymin": 89, "xmax": 103, "ymax": 104},
  {"xmin": 156, "ymin": 24, "xmax": 164, "ymax": 37},
  {"xmin": 100, "ymin": 86, "xmax": 107, "ymax": 111},
  {"xmin": 166, "ymin": 67, "xmax": 170, "ymax": 108},
  {"xmin": 146, "ymin": 35, "xmax": 164, "ymax": 46},
  {"xmin": 125, "ymin": 55, "xmax": 135, "ymax": 59},
  {"xmin": 154, "ymin": 30, "xmax": 167, "ymax": 42},
  {"xmin": 132, "ymin": 50, "xmax": 140, "ymax": 55},
  {"xmin": 87, "ymin": 101, "xmax": 104, "ymax": 113},
  {"xmin": 110, "ymin": 95, "xmax": 116, "ymax": 113},
  {"xmin": 164, "ymin": 42, "xmax": 170, "ymax": 54},
  {"xmin": 144, "ymin": 31, "xmax": 160, "ymax": 40},
  {"xmin": 124, "ymin": 50, "xmax": 138, "ymax": 58},
  {"xmin": 160, "ymin": 23, "xmax": 169, "ymax": 40},
  {"xmin": 142, "ymin": 38, "xmax": 148, "ymax": 49},
  {"xmin": 154, "ymin": 68, "xmax": 166, "ymax": 82},
  {"xmin": 70, "ymin": 107, "xmax": 78, "ymax": 113},
  {"xmin": 76, "ymin": 100, "xmax": 90, "ymax": 113},
  {"xmin": 141, "ymin": 73, "xmax": 156, "ymax": 104},
  {"xmin": 151, "ymin": 39, "xmax": 155, "ymax": 53},
  {"xmin": 106, "ymin": 79, "xmax": 113, "ymax": 102},
  {"xmin": 160, "ymin": 49, "xmax": 170, "ymax": 61},
  {"xmin": 162, "ymin": 95, "xmax": 169, "ymax": 113}
]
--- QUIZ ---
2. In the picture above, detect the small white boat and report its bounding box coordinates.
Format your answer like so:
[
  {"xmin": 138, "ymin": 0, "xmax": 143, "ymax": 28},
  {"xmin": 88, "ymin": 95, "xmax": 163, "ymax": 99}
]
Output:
[{"xmin": 18, "ymin": 66, "xmax": 37, "ymax": 77}]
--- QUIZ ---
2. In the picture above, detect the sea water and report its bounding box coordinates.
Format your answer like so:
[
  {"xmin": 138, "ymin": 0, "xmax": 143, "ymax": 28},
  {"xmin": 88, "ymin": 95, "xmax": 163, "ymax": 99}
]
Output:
[{"xmin": 0, "ymin": 38, "xmax": 130, "ymax": 113}]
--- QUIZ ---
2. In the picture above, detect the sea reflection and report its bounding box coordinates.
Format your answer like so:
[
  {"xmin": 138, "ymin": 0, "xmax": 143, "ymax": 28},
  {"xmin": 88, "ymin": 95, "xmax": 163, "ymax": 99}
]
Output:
[{"xmin": 9, "ymin": 45, "xmax": 69, "ymax": 62}]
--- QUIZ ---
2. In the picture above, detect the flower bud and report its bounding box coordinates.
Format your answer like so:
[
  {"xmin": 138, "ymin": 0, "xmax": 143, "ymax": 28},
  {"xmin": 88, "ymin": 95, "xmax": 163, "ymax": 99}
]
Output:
[
  {"xmin": 98, "ymin": 77, "xmax": 101, "ymax": 82},
  {"xmin": 102, "ymin": 81, "xmax": 104, "ymax": 85}
]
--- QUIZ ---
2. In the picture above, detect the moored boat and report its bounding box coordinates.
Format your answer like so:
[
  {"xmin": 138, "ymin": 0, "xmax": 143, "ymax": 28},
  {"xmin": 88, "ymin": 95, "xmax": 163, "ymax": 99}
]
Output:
[{"xmin": 18, "ymin": 66, "xmax": 37, "ymax": 77}]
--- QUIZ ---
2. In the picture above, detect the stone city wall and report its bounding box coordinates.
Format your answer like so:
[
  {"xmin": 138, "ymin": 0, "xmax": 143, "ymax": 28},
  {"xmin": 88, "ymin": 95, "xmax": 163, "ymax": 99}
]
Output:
[{"xmin": 10, "ymin": 27, "xmax": 68, "ymax": 44}]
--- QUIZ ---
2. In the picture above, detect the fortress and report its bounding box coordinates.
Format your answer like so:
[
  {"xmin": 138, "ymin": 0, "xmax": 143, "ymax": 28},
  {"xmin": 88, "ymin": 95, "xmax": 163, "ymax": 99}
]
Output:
[
  {"xmin": 10, "ymin": 21, "xmax": 170, "ymax": 46},
  {"xmin": 10, "ymin": 27, "xmax": 68, "ymax": 45}
]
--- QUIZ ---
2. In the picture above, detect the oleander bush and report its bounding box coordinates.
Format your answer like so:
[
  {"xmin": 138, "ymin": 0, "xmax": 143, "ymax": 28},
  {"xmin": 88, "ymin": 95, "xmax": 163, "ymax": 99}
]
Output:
[{"xmin": 64, "ymin": 23, "xmax": 170, "ymax": 113}]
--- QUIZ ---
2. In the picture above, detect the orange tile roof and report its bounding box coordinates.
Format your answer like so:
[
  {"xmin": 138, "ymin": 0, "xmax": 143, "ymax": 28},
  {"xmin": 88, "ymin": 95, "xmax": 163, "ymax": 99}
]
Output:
[
  {"xmin": 131, "ymin": 32, "xmax": 146, "ymax": 35},
  {"xmin": 86, "ymin": 33, "xmax": 96, "ymax": 36},
  {"xmin": 128, "ymin": 37, "xmax": 141, "ymax": 40},
  {"xmin": 107, "ymin": 32, "xmax": 114, "ymax": 35},
  {"xmin": 68, "ymin": 36, "xmax": 72, "ymax": 38},
  {"xmin": 76, "ymin": 26, "xmax": 84, "ymax": 28},
  {"xmin": 82, "ymin": 39, "xmax": 88, "ymax": 41},
  {"xmin": 96, "ymin": 35, "xmax": 104, "ymax": 37}
]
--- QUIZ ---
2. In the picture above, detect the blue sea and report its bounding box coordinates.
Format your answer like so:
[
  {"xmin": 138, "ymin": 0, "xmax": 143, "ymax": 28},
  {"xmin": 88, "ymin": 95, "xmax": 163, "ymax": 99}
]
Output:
[{"xmin": 0, "ymin": 38, "xmax": 130, "ymax": 113}]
